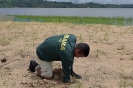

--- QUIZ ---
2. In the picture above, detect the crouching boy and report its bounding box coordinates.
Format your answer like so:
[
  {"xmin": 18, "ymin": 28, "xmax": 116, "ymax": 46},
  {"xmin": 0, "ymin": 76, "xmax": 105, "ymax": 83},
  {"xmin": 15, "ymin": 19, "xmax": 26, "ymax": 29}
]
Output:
[{"xmin": 28, "ymin": 34, "xmax": 90, "ymax": 83}]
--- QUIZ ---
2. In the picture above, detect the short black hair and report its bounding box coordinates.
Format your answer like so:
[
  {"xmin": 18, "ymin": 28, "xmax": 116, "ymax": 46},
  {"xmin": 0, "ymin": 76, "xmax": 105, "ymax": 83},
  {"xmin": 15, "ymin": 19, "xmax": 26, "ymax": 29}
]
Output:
[{"xmin": 76, "ymin": 43, "xmax": 90, "ymax": 57}]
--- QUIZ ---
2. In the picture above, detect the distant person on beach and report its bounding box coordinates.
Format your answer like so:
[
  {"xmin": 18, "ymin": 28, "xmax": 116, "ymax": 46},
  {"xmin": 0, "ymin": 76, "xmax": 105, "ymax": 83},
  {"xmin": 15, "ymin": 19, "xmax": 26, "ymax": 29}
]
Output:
[{"xmin": 28, "ymin": 34, "xmax": 90, "ymax": 83}]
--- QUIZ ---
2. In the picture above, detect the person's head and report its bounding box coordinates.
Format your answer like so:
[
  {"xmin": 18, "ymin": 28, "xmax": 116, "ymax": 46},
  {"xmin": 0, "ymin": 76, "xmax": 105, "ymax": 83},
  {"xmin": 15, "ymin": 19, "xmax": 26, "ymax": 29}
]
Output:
[{"xmin": 74, "ymin": 43, "xmax": 90, "ymax": 58}]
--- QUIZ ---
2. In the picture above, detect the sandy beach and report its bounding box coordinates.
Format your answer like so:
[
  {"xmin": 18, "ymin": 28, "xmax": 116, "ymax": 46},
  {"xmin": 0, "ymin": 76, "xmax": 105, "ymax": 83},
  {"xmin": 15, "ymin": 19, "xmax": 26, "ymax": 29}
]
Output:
[{"xmin": 0, "ymin": 21, "xmax": 133, "ymax": 88}]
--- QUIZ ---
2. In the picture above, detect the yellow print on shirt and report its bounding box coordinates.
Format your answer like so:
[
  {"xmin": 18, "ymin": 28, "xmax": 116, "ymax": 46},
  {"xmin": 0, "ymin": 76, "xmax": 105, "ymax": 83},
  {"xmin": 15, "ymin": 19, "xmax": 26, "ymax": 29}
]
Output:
[{"xmin": 60, "ymin": 34, "xmax": 70, "ymax": 50}]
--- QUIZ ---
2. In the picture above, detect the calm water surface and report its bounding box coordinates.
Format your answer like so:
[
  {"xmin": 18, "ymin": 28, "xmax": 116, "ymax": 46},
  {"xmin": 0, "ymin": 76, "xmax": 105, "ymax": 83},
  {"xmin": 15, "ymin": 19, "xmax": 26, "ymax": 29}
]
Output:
[{"xmin": 0, "ymin": 8, "xmax": 133, "ymax": 18}]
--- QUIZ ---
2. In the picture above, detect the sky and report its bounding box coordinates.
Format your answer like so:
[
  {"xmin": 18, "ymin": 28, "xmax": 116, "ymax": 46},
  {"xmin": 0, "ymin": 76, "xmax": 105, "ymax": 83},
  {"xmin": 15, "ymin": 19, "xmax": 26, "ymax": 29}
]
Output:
[{"xmin": 46, "ymin": 0, "xmax": 133, "ymax": 4}]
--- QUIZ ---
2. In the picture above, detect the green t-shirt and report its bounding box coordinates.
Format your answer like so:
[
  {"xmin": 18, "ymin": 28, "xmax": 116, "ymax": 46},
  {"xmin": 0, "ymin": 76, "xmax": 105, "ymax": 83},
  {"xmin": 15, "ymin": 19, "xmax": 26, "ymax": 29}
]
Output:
[{"xmin": 36, "ymin": 34, "xmax": 76, "ymax": 82}]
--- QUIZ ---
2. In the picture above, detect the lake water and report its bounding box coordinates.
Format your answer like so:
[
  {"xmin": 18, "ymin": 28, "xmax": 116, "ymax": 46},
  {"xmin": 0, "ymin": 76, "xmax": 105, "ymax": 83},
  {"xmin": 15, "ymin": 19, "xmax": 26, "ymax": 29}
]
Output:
[{"xmin": 0, "ymin": 8, "xmax": 133, "ymax": 18}]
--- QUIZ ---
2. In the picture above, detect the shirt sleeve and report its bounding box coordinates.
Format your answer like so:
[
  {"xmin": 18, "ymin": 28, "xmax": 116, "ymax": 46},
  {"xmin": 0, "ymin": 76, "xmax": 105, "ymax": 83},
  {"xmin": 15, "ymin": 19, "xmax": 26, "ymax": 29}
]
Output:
[
  {"xmin": 60, "ymin": 52, "xmax": 74, "ymax": 82},
  {"xmin": 59, "ymin": 34, "xmax": 76, "ymax": 82}
]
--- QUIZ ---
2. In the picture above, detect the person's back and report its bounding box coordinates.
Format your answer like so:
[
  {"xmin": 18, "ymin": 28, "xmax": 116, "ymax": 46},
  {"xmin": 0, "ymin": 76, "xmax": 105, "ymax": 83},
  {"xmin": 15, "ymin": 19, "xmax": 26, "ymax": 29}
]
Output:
[{"xmin": 36, "ymin": 34, "xmax": 76, "ymax": 61}]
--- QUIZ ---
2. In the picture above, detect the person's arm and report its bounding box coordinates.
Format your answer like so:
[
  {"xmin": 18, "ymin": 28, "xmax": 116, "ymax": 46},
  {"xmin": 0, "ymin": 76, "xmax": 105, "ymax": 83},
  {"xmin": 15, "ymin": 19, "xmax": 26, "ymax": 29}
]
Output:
[
  {"xmin": 60, "ymin": 34, "xmax": 77, "ymax": 82},
  {"xmin": 61, "ymin": 60, "xmax": 71, "ymax": 83},
  {"xmin": 70, "ymin": 66, "xmax": 82, "ymax": 79}
]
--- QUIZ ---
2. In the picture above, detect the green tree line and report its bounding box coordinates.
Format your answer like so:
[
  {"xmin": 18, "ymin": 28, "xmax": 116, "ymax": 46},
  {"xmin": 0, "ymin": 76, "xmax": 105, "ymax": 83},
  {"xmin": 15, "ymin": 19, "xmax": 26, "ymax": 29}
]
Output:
[{"xmin": 0, "ymin": 0, "xmax": 133, "ymax": 8}]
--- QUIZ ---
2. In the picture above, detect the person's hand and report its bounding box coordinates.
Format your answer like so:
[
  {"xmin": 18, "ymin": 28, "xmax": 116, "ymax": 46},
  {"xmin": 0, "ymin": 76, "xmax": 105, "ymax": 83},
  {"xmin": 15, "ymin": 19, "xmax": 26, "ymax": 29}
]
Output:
[
  {"xmin": 72, "ymin": 73, "xmax": 82, "ymax": 79},
  {"xmin": 71, "ymin": 71, "xmax": 82, "ymax": 79},
  {"xmin": 70, "ymin": 66, "xmax": 82, "ymax": 79}
]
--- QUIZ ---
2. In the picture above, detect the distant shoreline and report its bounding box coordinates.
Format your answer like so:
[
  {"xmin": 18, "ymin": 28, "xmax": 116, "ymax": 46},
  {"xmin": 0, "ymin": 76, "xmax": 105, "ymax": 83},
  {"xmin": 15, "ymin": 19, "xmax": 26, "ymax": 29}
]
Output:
[
  {"xmin": 0, "ymin": 1, "xmax": 133, "ymax": 8},
  {"xmin": 0, "ymin": 15, "xmax": 133, "ymax": 26}
]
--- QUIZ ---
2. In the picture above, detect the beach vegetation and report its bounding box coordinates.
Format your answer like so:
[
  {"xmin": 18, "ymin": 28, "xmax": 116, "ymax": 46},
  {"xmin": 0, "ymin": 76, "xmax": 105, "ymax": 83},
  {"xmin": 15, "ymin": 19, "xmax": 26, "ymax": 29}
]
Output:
[{"xmin": 14, "ymin": 15, "xmax": 133, "ymax": 26}]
